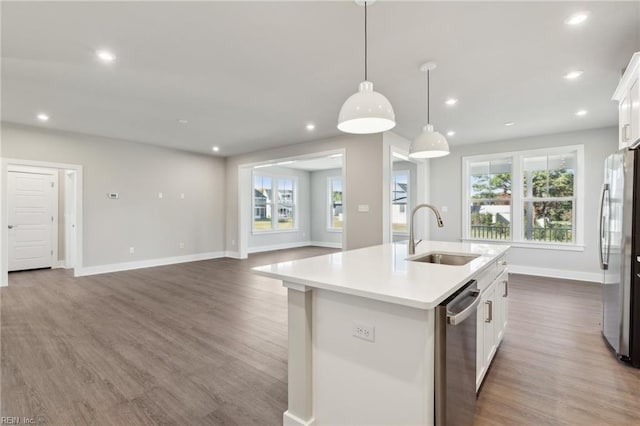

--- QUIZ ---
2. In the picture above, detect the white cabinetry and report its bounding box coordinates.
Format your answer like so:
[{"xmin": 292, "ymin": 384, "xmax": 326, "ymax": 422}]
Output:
[
  {"xmin": 613, "ymin": 52, "xmax": 640, "ymax": 149},
  {"xmin": 476, "ymin": 258, "xmax": 508, "ymax": 391}
]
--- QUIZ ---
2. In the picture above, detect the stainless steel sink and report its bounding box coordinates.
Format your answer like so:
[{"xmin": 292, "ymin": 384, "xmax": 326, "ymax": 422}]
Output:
[{"xmin": 409, "ymin": 252, "xmax": 479, "ymax": 266}]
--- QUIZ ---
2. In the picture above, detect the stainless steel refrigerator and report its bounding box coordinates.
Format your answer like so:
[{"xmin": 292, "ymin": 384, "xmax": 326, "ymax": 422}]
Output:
[{"xmin": 599, "ymin": 149, "xmax": 640, "ymax": 367}]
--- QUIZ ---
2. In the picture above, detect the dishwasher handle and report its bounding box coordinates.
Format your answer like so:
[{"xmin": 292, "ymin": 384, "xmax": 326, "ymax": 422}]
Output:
[{"xmin": 447, "ymin": 289, "xmax": 481, "ymax": 326}]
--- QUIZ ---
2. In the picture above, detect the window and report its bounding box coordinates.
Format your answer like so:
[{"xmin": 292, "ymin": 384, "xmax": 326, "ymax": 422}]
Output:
[
  {"xmin": 468, "ymin": 158, "xmax": 512, "ymax": 240},
  {"xmin": 328, "ymin": 177, "xmax": 343, "ymax": 231},
  {"xmin": 392, "ymin": 170, "xmax": 410, "ymax": 233},
  {"xmin": 463, "ymin": 145, "xmax": 583, "ymax": 247},
  {"xmin": 253, "ymin": 174, "xmax": 297, "ymax": 232}
]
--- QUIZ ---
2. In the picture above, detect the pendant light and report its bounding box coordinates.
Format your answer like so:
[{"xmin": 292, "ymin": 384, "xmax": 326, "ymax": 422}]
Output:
[
  {"xmin": 338, "ymin": 0, "xmax": 395, "ymax": 134},
  {"xmin": 409, "ymin": 62, "xmax": 450, "ymax": 158}
]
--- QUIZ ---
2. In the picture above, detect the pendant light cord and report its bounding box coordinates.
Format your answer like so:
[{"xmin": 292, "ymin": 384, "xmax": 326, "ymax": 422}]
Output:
[
  {"xmin": 364, "ymin": 2, "xmax": 368, "ymax": 81},
  {"xmin": 426, "ymin": 69, "xmax": 430, "ymax": 125}
]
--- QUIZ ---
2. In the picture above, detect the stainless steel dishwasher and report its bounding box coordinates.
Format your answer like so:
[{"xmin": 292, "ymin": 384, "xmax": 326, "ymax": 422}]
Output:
[{"xmin": 435, "ymin": 279, "xmax": 481, "ymax": 426}]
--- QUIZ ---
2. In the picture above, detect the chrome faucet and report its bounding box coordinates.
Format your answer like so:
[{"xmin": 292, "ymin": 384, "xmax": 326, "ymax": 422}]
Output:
[{"xmin": 408, "ymin": 203, "xmax": 444, "ymax": 255}]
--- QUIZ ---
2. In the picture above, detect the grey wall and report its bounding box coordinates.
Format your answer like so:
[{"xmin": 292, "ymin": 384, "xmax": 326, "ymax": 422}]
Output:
[
  {"xmin": 226, "ymin": 133, "xmax": 384, "ymax": 254},
  {"xmin": 310, "ymin": 168, "xmax": 343, "ymax": 246},
  {"xmin": 429, "ymin": 127, "xmax": 618, "ymax": 279},
  {"xmin": 248, "ymin": 166, "xmax": 311, "ymax": 251},
  {"xmin": 1, "ymin": 123, "xmax": 226, "ymax": 267}
]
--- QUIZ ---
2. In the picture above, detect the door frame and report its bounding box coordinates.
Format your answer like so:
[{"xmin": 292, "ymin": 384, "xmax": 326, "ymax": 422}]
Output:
[
  {"xmin": 7, "ymin": 165, "xmax": 59, "ymax": 271},
  {"xmin": 1, "ymin": 158, "xmax": 84, "ymax": 286}
]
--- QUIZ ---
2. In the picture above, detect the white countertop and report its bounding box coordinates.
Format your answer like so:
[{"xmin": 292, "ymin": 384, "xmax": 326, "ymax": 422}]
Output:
[{"xmin": 252, "ymin": 241, "xmax": 509, "ymax": 310}]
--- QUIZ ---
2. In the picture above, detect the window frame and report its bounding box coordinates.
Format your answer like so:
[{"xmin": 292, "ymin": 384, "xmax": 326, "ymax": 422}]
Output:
[
  {"xmin": 327, "ymin": 176, "xmax": 343, "ymax": 233},
  {"xmin": 462, "ymin": 145, "xmax": 585, "ymax": 250},
  {"xmin": 252, "ymin": 172, "xmax": 298, "ymax": 234}
]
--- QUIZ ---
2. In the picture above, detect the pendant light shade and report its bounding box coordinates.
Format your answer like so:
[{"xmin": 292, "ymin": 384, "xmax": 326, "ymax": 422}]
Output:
[
  {"xmin": 338, "ymin": 1, "xmax": 395, "ymax": 134},
  {"xmin": 409, "ymin": 62, "xmax": 450, "ymax": 158},
  {"xmin": 409, "ymin": 124, "xmax": 450, "ymax": 158},
  {"xmin": 338, "ymin": 81, "xmax": 396, "ymax": 134}
]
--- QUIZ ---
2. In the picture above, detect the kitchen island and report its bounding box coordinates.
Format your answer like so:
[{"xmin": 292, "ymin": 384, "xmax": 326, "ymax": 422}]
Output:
[{"xmin": 252, "ymin": 241, "xmax": 509, "ymax": 426}]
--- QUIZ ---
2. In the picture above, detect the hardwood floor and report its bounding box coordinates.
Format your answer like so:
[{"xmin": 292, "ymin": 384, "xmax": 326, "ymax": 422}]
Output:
[
  {"xmin": 2, "ymin": 252, "xmax": 639, "ymax": 425},
  {"xmin": 474, "ymin": 274, "xmax": 640, "ymax": 426}
]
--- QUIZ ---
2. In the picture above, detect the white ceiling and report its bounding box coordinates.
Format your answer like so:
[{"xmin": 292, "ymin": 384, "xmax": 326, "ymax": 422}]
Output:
[{"xmin": 2, "ymin": 1, "xmax": 639, "ymax": 157}]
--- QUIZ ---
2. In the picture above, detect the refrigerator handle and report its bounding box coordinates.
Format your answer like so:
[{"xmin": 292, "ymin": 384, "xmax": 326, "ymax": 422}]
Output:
[{"xmin": 599, "ymin": 183, "xmax": 609, "ymax": 270}]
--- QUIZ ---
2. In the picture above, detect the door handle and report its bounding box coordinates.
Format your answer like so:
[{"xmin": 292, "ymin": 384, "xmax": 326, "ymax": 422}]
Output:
[
  {"xmin": 485, "ymin": 300, "xmax": 493, "ymax": 323},
  {"xmin": 623, "ymin": 124, "xmax": 631, "ymax": 142},
  {"xmin": 503, "ymin": 280, "xmax": 508, "ymax": 298},
  {"xmin": 598, "ymin": 184, "xmax": 609, "ymax": 270},
  {"xmin": 8, "ymin": 225, "xmax": 15, "ymax": 229}
]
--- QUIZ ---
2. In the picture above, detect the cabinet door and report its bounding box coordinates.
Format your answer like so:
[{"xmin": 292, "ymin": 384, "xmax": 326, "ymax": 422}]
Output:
[
  {"xmin": 482, "ymin": 285, "xmax": 496, "ymax": 367},
  {"xmin": 476, "ymin": 299, "xmax": 485, "ymax": 390},
  {"xmin": 630, "ymin": 78, "xmax": 639, "ymax": 145},
  {"xmin": 620, "ymin": 92, "xmax": 632, "ymax": 149}
]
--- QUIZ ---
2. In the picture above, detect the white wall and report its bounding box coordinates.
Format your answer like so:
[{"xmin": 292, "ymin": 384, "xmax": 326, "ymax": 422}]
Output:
[
  {"xmin": 248, "ymin": 166, "xmax": 311, "ymax": 252},
  {"xmin": 310, "ymin": 168, "xmax": 342, "ymax": 247},
  {"xmin": 429, "ymin": 127, "xmax": 618, "ymax": 282},
  {"xmin": 226, "ymin": 133, "xmax": 384, "ymax": 256},
  {"xmin": 1, "ymin": 123, "xmax": 226, "ymax": 271}
]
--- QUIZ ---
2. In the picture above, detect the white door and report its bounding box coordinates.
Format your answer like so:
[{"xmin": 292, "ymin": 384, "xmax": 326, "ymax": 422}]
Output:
[{"xmin": 8, "ymin": 170, "xmax": 56, "ymax": 271}]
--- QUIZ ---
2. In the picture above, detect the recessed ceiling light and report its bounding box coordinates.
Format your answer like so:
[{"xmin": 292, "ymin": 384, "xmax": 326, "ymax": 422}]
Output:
[
  {"xmin": 564, "ymin": 70, "xmax": 583, "ymax": 80},
  {"xmin": 96, "ymin": 49, "xmax": 116, "ymax": 63},
  {"xmin": 565, "ymin": 11, "xmax": 590, "ymax": 26},
  {"xmin": 37, "ymin": 113, "xmax": 49, "ymax": 122},
  {"xmin": 177, "ymin": 119, "xmax": 189, "ymax": 124},
  {"xmin": 504, "ymin": 122, "xmax": 515, "ymax": 127},
  {"xmin": 447, "ymin": 130, "xmax": 456, "ymax": 137},
  {"xmin": 212, "ymin": 146, "xmax": 220, "ymax": 152},
  {"xmin": 575, "ymin": 109, "xmax": 588, "ymax": 116},
  {"xmin": 306, "ymin": 123, "xmax": 316, "ymax": 131},
  {"xmin": 445, "ymin": 98, "xmax": 458, "ymax": 106}
]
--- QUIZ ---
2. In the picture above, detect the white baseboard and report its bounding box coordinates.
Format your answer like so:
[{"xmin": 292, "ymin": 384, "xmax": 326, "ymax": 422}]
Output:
[
  {"xmin": 52, "ymin": 260, "xmax": 66, "ymax": 269},
  {"xmin": 509, "ymin": 264, "xmax": 601, "ymax": 283},
  {"xmin": 247, "ymin": 241, "xmax": 311, "ymax": 254},
  {"xmin": 75, "ymin": 251, "xmax": 227, "ymax": 277},
  {"xmin": 224, "ymin": 251, "xmax": 242, "ymax": 259},
  {"xmin": 283, "ymin": 411, "xmax": 315, "ymax": 426},
  {"xmin": 309, "ymin": 241, "xmax": 342, "ymax": 249}
]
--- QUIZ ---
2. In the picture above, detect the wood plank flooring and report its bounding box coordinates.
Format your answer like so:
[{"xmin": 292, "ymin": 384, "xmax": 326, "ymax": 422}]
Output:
[{"xmin": 2, "ymin": 250, "xmax": 639, "ymax": 425}]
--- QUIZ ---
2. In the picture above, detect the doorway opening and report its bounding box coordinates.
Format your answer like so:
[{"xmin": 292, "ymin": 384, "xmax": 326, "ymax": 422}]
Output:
[
  {"xmin": 237, "ymin": 149, "xmax": 346, "ymax": 259},
  {"xmin": 1, "ymin": 159, "xmax": 83, "ymax": 286}
]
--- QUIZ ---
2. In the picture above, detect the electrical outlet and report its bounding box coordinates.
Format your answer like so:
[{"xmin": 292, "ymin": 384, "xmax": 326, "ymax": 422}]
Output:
[
  {"xmin": 179, "ymin": 242, "xmax": 185, "ymax": 249},
  {"xmin": 352, "ymin": 321, "xmax": 375, "ymax": 342},
  {"xmin": 442, "ymin": 206, "xmax": 448, "ymax": 213},
  {"xmin": 231, "ymin": 239, "xmax": 236, "ymax": 246},
  {"xmin": 129, "ymin": 247, "xmax": 135, "ymax": 254},
  {"xmin": 180, "ymin": 193, "xmax": 185, "ymax": 199},
  {"xmin": 158, "ymin": 192, "xmax": 163, "ymax": 199}
]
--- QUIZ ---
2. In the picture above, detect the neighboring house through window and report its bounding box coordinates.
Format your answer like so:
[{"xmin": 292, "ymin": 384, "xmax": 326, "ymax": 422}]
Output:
[
  {"xmin": 392, "ymin": 170, "xmax": 409, "ymax": 234},
  {"xmin": 463, "ymin": 145, "xmax": 583, "ymax": 247},
  {"xmin": 253, "ymin": 173, "xmax": 297, "ymax": 232},
  {"xmin": 328, "ymin": 176, "xmax": 343, "ymax": 231}
]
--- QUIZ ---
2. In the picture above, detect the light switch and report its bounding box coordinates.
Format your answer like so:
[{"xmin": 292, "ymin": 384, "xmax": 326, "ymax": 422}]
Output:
[
  {"xmin": 158, "ymin": 192, "xmax": 163, "ymax": 199},
  {"xmin": 442, "ymin": 206, "xmax": 448, "ymax": 213},
  {"xmin": 358, "ymin": 204, "xmax": 370, "ymax": 213},
  {"xmin": 180, "ymin": 193, "xmax": 185, "ymax": 199}
]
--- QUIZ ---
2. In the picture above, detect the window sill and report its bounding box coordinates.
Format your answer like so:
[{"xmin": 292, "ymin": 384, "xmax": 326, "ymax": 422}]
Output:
[
  {"xmin": 252, "ymin": 229, "xmax": 300, "ymax": 235},
  {"xmin": 461, "ymin": 238, "xmax": 585, "ymax": 252}
]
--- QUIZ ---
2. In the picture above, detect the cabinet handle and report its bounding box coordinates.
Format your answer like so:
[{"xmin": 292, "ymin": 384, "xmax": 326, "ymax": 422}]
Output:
[
  {"xmin": 503, "ymin": 280, "xmax": 508, "ymax": 298},
  {"xmin": 485, "ymin": 300, "xmax": 493, "ymax": 323},
  {"xmin": 500, "ymin": 260, "xmax": 508, "ymax": 266},
  {"xmin": 623, "ymin": 124, "xmax": 631, "ymax": 142}
]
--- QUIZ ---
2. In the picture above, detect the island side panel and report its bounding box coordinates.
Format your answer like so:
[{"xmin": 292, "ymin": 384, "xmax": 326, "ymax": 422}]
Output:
[
  {"xmin": 312, "ymin": 289, "xmax": 435, "ymax": 425},
  {"xmin": 285, "ymin": 283, "xmax": 314, "ymax": 426}
]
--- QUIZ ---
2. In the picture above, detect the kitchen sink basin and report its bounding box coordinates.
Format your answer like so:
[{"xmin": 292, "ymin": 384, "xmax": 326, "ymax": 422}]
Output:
[{"xmin": 409, "ymin": 252, "xmax": 479, "ymax": 266}]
